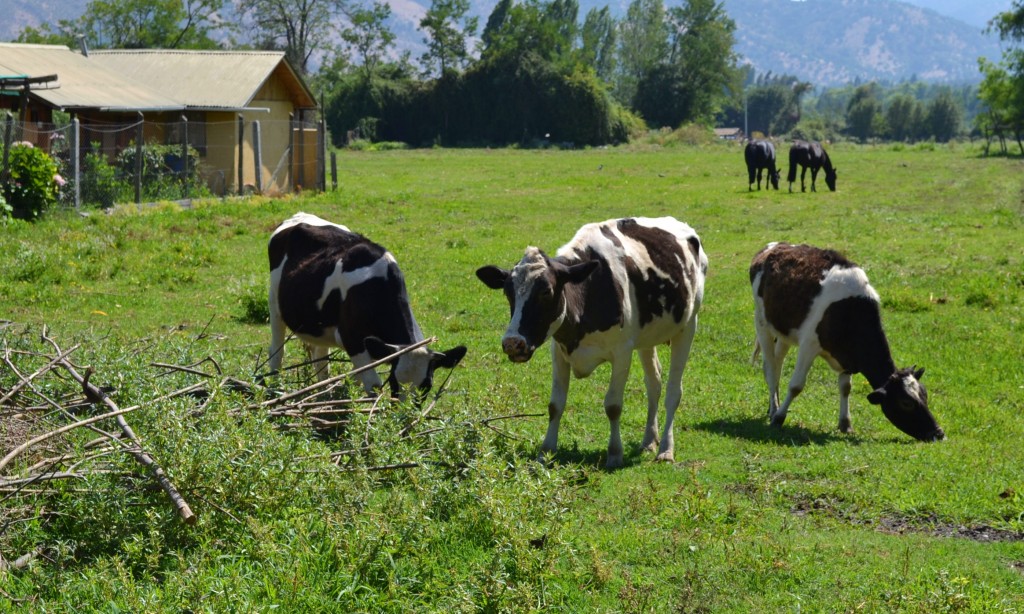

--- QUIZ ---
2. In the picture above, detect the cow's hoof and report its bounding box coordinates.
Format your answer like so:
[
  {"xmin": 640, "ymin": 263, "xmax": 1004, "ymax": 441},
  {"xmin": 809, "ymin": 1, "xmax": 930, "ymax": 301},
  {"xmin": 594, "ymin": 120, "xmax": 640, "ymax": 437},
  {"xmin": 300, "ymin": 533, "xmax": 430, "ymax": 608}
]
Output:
[
  {"xmin": 655, "ymin": 451, "xmax": 674, "ymax": 462},
  {"xmin": 641, "ymin": 437, "xmax": 659, "ymax": 453},
  {"xmin": 838, "ymin": 418, "xmax": 853, "ymax": 433},
  {"xmin": 769, "ymin": 414, "xmax": 786, "ymax": 428},
  {"xmin": 605, "ymin": 454, "xmax": 624, "ymax": 469}
]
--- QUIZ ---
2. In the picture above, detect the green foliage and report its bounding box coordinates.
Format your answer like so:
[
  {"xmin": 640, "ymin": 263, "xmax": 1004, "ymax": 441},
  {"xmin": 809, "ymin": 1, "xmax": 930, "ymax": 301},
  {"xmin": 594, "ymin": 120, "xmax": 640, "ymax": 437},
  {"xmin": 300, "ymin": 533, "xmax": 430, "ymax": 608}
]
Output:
[
  {"xmin": 0, "ymin": 185, "xmax": 13, "ymax": 224},
  {"xmin": 1, "ymin": 143, "xmax": 59, "ymax": 219},
  {"xmin": 80, "ymin": 148, "xmax": 126, "ymax": 208}
]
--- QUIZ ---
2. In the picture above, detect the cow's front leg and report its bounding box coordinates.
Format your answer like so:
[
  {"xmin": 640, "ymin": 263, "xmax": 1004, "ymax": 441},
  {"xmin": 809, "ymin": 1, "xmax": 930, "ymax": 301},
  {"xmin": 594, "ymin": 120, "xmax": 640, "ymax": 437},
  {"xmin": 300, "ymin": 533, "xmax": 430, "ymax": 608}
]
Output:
[
  {"xmin": 540, "ymin": 349, "xmax": 571, "ymax": 462},
  {"xmin": 603, "ymin": 353, "xmax": 632, "ymax": 469},
  {"xmin": 638, "ymin": 347, "xmax": 662, "ymax": 452},
  {"xmin": 350, "ymin": 350, "xmax": 385, "ymax": 396},
  {"xmin": 837, "ymin": 372, "xmax": 853, "ymax": 433}
]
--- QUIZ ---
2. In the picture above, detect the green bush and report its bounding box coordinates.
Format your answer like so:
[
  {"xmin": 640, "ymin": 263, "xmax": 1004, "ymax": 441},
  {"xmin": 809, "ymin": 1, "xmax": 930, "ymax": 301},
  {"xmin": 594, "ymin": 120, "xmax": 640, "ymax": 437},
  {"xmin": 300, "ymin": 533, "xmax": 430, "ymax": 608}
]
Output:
[
  {"xmin": 0, "ymin": 190, "xmax": 12, "ymax": 225},
  {"xmin": 81, "ymin": 147, "xmax": 128, "ymax": 208},
  {"xmin": 1, "ymin": 142, "xmax": 59, "ymax": 219}
]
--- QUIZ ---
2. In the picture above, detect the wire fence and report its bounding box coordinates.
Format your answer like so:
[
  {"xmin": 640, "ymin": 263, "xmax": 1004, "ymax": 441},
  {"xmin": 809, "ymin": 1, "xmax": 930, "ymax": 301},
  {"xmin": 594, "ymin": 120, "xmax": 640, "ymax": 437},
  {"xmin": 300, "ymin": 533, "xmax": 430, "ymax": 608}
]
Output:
[{"xmin": 2, "ymin": 113, "xmax": 326, "ymax": 212}]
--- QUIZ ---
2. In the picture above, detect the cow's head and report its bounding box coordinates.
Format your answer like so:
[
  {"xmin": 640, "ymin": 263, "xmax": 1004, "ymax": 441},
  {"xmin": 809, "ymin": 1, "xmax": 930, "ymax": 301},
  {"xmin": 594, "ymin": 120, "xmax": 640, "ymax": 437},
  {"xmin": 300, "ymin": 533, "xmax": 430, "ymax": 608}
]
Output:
[
  {"xmin": 364, "ymin": 337, "xmax": 467, "ymax": 404},
  {"xmin": 867, "ymin": 366, "xmax": 944, "ymax": 442},
  {"xmin": 825, "ymin": 167, "xmax": 837, "ymax": 192},
  {"xmin": 476, "ymin": 247, "xmax": 598, "ymax": 363}
]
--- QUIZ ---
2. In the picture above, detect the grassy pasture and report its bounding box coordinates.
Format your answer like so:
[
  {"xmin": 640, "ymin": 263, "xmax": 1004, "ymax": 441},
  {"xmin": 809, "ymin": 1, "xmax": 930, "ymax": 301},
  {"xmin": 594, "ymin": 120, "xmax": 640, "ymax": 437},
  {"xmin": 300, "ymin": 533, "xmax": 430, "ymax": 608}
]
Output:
[{"xmin": 1, "ymin": 142, "xmax": 1023, "ymax": 611}]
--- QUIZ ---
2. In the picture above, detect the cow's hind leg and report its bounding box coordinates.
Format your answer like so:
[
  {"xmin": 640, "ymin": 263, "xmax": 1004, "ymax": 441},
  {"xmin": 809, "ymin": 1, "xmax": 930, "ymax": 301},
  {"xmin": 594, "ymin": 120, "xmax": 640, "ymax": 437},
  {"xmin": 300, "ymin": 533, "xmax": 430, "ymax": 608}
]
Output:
[
  {"xmin": 754, "ymin": 317, "xmax": 787, "ymax": 418},
  {"xmin": 268, "ymin": 291, "xmax": 287, "ymax": 377},
  {"xmin": 307, "ymin": 344, "xmax": 330, "ymax": 382},
  {"xmin": 771, "ymin": 343, "xmax": 818, "ymax": 428},
  {"xmin": 603, "ymin": 353, "xmax": 632, "ymax": 468},
  {"xmin": 638, "ymin": 347, "xmax": 662, "ymax": 452},
  {"xmin": 657, "ymin": 320, "xmax": 698, "ymax": 462},
  {"xmin": 800, "ymin": 166, "xmax": 808, "ymax": 192}
]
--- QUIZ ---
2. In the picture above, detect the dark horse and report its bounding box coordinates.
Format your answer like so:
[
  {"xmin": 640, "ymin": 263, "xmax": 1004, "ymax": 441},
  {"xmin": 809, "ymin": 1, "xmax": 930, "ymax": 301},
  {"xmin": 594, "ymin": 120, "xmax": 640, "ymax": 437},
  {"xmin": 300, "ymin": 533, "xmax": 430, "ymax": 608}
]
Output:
[
  {"xmin": 745, "ymin": 140, "xmax": 780, "ymax": 191},
  {"xmin": 788, "ymin": 140, "xmax": 837, "ymax": 192}
]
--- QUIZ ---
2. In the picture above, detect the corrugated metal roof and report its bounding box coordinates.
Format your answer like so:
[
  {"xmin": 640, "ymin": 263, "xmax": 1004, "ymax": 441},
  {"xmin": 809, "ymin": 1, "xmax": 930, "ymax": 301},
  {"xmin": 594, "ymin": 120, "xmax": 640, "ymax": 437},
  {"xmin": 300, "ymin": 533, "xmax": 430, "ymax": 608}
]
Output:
[
  {"xmin": 0, "ymin": 44, "xmax": 317, "ymax": 112},
  {"xmin": 89, "ymin": 50, "xmax": 316, "ymax": 110},
  {"xmin": 0, "ymin": 43, "xmax": 185, "ymax": 111}
]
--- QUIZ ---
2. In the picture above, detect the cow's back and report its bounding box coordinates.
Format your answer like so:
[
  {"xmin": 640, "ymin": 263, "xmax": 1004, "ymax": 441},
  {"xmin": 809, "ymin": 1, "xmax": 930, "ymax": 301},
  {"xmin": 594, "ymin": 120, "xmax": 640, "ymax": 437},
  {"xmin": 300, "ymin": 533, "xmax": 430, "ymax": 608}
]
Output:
[{"xmin": 557, "ymin": 217, "xmax": 706, "ymax": 349}]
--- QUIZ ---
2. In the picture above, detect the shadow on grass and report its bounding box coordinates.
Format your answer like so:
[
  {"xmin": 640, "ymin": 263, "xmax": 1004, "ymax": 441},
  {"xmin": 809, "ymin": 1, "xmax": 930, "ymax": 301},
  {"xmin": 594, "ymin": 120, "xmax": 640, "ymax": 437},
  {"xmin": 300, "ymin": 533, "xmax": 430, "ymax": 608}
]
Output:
[
  {"xmin": 540, "ymin": 441, "xmax": 648, "ymax": 471},
  {"xmin": 688, "ymin": 415, "xmax": 875, "ymax": 446}
]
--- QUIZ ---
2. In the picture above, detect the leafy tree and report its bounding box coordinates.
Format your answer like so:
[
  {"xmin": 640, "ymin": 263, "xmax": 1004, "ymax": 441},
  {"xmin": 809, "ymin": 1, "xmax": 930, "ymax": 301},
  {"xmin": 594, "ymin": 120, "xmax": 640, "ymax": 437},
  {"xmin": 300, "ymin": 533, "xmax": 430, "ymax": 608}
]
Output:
[
  {"xmin": 615, "ymin": 0, "xmax": 669, "ymax": 105},
  {"xmin": 846, "ymin": 83, "xmax": 884, "ymax": 142},
  {"xmin": 925, "ymin": 90, "xmax": 962, "ymax": 142},
  {"xmin": 580, "ymin": 7, "xmax": 618, "ymax": 82},
  {"xmin": 237, "ymin": 0, "xmax": 345, "ymax": 75},
  {"xmin": 419, "ymin": 0, "xmax": 479, "ymax": 77},
  {"xmin": 885, "ymin": 94, "xmax": 921, "ymax": 141},
  {"xmin": 979, "ymin": 1, "xmax": 1024, "ymax": 153},
  {"xmin": 16, "ymin": 0, "xmax": 225, "ymax": 49},
  {"xmin": 544, "ymin": 0, "xmax": 580, "ymax": 60},
  {"xmin": 339, "ymin": 1, "xmax": 396, "ymax": 81},
  {"xmin": 481, "ymin": 0, "xmax": 513, "ymax": 51}
]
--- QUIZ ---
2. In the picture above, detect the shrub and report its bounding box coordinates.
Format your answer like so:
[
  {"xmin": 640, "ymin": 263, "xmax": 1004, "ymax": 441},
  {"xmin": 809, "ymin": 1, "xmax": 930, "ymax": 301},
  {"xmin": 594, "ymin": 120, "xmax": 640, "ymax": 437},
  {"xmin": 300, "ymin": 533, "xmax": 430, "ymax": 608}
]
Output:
[
  {"xmin": 80, "ymin": 147, "xmax": 127, "ymax": 208},
  {"xmin": 1, "ymin": 142, "xmax": 59, "ymax": 219},
  {"xmin": 0, "ymin": 190, "xmax": 11, "ymax": 225}
]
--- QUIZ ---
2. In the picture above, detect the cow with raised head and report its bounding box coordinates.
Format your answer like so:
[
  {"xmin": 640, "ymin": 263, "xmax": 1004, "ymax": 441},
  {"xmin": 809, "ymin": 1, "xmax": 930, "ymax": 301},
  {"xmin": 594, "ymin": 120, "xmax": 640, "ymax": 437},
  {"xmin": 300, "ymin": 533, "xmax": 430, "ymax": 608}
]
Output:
[
  {"xmin": 749, "ymin": 242, "xmax": 944, "ymax": 441},
  {"xmin": 267, "ymin": 212, "xmax": 466, "ymax": 401},
  {"xmin": 745, "ymin": 139, "xmax": 780, "ymax": 191},
  {"xmin": 476, "ymin": 217, "xmax": 708, "ymax": 468}
]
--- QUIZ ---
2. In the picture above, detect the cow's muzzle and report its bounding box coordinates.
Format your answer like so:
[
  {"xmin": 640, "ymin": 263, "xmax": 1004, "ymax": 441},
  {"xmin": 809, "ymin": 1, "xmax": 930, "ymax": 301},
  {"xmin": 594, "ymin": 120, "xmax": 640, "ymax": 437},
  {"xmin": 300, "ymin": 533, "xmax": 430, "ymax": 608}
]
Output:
[{"xmin": 502, "ymin": 336, "xmax": 534, "ymax": 363}]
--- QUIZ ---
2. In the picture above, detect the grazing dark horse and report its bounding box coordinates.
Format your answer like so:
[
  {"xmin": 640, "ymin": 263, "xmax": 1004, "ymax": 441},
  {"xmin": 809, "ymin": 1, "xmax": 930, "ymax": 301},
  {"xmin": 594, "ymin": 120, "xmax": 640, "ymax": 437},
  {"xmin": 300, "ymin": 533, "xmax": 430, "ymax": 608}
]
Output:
[
  {"xmin": 788, "ymin": 140, "xmax": 837, "ymax": 192},
  {"xmin": 745, "ymin": 140, "xmax": 780, "ymax": 191}
]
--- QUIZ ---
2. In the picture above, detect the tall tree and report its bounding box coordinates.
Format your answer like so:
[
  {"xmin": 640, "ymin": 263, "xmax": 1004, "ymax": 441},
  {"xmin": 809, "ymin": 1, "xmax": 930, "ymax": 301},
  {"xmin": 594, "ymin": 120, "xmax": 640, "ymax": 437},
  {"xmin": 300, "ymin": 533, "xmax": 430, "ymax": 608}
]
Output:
[
  {"xmin": 979, "ymin": 0, "xmax": 1024, "ymax": 153},
  {"xmin": 846, "ymin": 83, "xmax": 884, "ymax": 142},
  {"xmin": 481, "ymin": 0, "xmax": 513, "ymax": 52},
  {"xmin": 419, "ymin": 0, "xmax": 479, "ymax": 77},
  {"xmin": 615, "ymin": 0, "xmax": 669, "ymax": 105},
  {"xmin": 237, "ymin": 0, "xmax": 345, "ymax": 75},
  {"xmin": 925, "ymin": 90, "xmax": 962, "ymax": 142},
  {"xmin": 340, "ymin": 0, "xmax": 396, "ymax": 81},
  {"xmin": 580, "ymin": 7, "xmax": 617, "ymax": 82},
  {"xmin": 885, "ymin": 94, "xmax": 920, "ymax": 142},
  {"xmin": 17, "ymin": 0, "xmax": 226, "ymax": 49}
]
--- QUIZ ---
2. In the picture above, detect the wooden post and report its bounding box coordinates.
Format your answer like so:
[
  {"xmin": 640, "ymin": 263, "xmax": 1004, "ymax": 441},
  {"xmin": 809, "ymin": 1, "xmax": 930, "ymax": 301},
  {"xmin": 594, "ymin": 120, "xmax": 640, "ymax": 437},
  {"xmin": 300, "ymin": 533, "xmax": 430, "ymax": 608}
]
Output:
[
  {"xmin": 252, "ymin": 120, "xmax": 263, "ymax": 194},
  {"xmin": 237, "ymin": 114, "xmax": 244, "ymax": 195},
  {"xmin": 288, "ymin": 113, "xmax": 295, "ymax": 192},
  {"xmin": 135, "ymin": 112, "xmax": 143, "ymax": 205},
  {"xmin": 297, "ymin": 110, "xmax": 305, "ymax": 191},
  {"xmin": 317, "ymin": 111, "xmax": 326, "ymax": 191},
  {"xmin": 181, "ymin": 115, "xmax": 189, "ymax": 201},
  {"xmin": 1, "ymin": 112, "xmax": 13, "ymax": 185},
  {"xmin": 72, "ymin": 117, "xmax": 80, "ymax": 209},
  {"xmin": 330, "ymin": 151, "xmax": 338, "ymax": 191}
]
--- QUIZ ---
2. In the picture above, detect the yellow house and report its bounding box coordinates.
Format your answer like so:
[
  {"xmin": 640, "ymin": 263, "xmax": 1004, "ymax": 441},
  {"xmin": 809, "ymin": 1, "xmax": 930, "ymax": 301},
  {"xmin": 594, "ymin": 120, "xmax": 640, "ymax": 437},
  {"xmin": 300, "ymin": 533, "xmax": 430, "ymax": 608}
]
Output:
[{"xmin": 0, "ymin": 43, "xmax": 319, "ymax": 196}]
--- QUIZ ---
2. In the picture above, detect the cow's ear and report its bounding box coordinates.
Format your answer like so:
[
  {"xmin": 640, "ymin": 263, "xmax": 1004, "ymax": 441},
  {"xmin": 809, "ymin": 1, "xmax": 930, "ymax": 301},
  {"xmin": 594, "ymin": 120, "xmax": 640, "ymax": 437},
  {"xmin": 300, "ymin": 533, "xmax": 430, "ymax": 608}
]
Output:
[
  {"xmin": 432, "ymin": 345, "xmax": 467, "ymax": 370},
  {"xmin": 476, "ymin": 266, "xmax": 509, "ymax": 290},
  {"xmin": 365, "ymin": 336, "xmax": 402, "ymax": 361},
  {"xmin": 867, "ymin": 388, "xmax": 887, "ymax": 405},
  {"xmin": 561, "ymin": 260, "xmax": 600, "ymax": 285},
  {"xmin": 913, "ymin": 367, "xmax": 925, "ymax": 381}
]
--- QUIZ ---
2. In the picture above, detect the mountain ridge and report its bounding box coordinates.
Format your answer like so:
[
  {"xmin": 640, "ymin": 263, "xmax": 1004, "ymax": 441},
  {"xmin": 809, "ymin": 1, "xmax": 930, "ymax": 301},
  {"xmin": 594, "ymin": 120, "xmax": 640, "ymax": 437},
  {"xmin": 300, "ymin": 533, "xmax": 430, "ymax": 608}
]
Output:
[{"xmin": 0, "ymin": 0, "xmax": 1007, "ymax": 86}]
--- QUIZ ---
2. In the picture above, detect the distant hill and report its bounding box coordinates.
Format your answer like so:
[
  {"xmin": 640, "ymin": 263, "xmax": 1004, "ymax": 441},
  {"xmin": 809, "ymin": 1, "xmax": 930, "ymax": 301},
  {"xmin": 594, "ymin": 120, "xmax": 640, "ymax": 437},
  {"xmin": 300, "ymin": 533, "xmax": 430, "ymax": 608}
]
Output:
[{"xmin": 0, "ymin": 0, "xmax": 1008, "ymax": 87}]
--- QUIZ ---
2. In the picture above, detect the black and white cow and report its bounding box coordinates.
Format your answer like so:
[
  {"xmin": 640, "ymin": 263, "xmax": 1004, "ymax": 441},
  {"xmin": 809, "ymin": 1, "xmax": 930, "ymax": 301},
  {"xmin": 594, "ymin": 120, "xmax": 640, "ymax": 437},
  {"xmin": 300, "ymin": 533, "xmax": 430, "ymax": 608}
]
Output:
[
  {"xmin": 476, "ymin": 217, "xmax": 708, "ymax": 468},
  {"xmin": 749, "ymin": 242, "xmax": 944, "ymax": 441},
  {"xmin": 268, "ymin": 212, "xmax": 466, "ymax": 400}
]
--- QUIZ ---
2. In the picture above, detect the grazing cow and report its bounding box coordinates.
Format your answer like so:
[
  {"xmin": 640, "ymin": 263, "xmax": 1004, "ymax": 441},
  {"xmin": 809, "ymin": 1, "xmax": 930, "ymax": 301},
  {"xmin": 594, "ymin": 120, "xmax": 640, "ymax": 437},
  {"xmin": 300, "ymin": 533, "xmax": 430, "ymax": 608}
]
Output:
[
  {"xmin": 787, "ymin": 140, "xmax": 837, "ymax": 193},
  {"xmin": 745, "ymin": 139, "xmax": 780, "ymax": 191},
  {"xmin": 267, "ymin": 212, "xmax": 466, "ymax": 401},
  {"xmin": 749, "ymin": 242, "xmax": 944, "ymax": 441},
  {"xmin": 476, "ymin": 217, "xmax": 708, "ymax": 467}
]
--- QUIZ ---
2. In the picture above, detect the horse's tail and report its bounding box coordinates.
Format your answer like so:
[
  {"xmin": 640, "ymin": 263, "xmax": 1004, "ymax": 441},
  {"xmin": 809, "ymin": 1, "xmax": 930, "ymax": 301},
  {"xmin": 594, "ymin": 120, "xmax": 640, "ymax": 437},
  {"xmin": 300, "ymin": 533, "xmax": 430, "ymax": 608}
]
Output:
[{"xmin": 787, "ymin": 147, "xmax": 798, "ymax": 183}]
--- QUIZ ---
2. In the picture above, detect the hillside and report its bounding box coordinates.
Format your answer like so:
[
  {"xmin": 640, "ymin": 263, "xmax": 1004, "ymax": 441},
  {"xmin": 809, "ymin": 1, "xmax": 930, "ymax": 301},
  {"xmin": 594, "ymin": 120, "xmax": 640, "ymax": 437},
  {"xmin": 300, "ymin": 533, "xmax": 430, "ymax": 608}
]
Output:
[{"xmin": 0, "ymin": 0, "xmax": 1008, "ymax": 86}]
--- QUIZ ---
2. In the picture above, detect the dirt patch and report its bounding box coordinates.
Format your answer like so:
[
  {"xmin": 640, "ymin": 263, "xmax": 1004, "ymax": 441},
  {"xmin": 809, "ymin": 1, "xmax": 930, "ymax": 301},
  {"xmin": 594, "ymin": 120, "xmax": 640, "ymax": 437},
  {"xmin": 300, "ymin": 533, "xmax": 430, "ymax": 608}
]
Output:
[{"xmin": 790, "ymin": 494, "xmax": 1024, "ymax": 543}]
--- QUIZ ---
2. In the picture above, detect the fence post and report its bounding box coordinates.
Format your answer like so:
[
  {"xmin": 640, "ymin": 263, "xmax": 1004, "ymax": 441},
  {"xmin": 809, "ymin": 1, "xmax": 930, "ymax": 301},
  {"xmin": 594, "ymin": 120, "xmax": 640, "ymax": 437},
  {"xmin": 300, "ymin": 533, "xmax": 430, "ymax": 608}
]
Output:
[
  {"xmin": 72, "ymin": 117, "xmax": 80, "ymax": 209},
  {"xmin": 297, "ymin": 110, "xmax": 305, "ymax": 191},
  {"xmin": 253, "ymin": 120, "xmax": 263, "ymax": 194},
  {"xmin": 135, "ymin": 112, "xmax": 143, "ymax": 205},
  {"xmin": 288, "ymin": 113, "xmax": 295, "ymax": 192},
  {"xmin": 318, "ymin": 111, "xmax": 326, "ymax": 192},
  {"xmin": 237, "ymin": 114, "xmax": 244, "ymax": 195},
  {"xmin": 330, "ymin": 151, "xmax": 337, "ymax": 191},
  {"xmin": 181, "ymin": 115, "xmax": 189, "ymax": 201},
  {"xmin": 1, "ymin": 112, "xmax": 13, "ymax": 185}
]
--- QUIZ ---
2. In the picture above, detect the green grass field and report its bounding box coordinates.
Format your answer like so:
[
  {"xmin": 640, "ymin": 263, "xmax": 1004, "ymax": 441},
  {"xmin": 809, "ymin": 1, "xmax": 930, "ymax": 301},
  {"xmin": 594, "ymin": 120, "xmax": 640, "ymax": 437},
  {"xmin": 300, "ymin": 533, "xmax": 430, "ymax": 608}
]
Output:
[{"xmin": 1, "ymin": 142, "xmax": 1023, "ymax": 611}]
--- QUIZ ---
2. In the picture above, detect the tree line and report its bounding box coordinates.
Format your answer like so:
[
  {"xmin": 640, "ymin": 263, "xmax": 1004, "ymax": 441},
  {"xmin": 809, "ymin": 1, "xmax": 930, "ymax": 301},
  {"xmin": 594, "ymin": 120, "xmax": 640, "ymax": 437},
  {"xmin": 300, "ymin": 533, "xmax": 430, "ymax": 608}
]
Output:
[{"xmin": 12, "ymin": 0, "xmax": 1024, "ymax": 151}]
